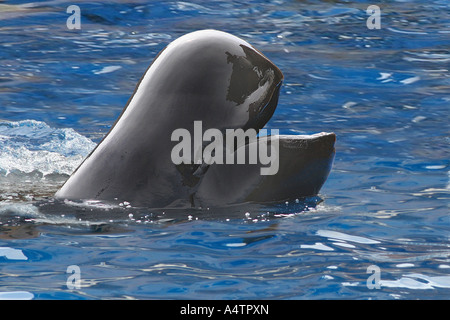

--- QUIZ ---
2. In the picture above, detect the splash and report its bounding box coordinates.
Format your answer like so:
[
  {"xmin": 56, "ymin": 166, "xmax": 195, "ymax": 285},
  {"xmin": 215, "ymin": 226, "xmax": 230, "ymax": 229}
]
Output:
[
  {"xmin": 0, "ymin": 120, "xmax": 95, "ymax": 176},
  {"xmin": 0, "ymin": 120, "xmax": 96, "ymax": 201}
]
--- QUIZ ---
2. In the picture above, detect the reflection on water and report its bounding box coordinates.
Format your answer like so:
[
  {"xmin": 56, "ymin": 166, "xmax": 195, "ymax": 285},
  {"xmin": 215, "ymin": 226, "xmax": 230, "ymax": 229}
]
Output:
[{"xmin": 0, "ymin": 0, "xmax": 449, "ymax": 299}]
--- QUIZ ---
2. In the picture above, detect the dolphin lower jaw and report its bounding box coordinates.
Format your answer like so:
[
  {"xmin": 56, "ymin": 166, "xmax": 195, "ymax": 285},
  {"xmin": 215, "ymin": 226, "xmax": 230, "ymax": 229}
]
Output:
[
  {"xmin": 245, "ymin": 133, "xmax": 336, "ymax": 202},
  {"xmin": 195, "ymin": 132, "xmax": 336, "ymax": 206}
]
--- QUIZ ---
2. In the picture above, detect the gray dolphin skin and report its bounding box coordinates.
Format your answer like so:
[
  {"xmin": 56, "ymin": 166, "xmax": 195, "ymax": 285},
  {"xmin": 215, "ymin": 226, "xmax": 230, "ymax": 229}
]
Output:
[{"xmin": 55, "ymin": 30, "xmax": 335, "ymax": 208}]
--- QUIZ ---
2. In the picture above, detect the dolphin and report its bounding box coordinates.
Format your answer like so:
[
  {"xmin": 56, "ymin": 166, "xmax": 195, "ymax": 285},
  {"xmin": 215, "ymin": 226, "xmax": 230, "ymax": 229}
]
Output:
[{"xmin": 55, "ymin": 30, "xmax": 335, "ymax": 208}]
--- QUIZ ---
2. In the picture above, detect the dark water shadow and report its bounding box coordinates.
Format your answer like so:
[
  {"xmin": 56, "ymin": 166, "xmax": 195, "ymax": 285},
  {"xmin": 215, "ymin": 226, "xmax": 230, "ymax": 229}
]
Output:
[{"xmin": 0, "ymin": 196, "xmax": 323, "ymax": 239}]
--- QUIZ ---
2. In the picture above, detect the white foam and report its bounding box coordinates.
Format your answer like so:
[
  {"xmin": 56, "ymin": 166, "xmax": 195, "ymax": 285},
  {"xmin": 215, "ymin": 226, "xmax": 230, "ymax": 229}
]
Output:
[
  {"xmin": 396, "ymin": 263, "xmax": 414, "ymax": 268},
  {"xmin": 381, "ymin": 274, "xmax": 450, "ymax": 290},
  {"xmin": 0, "ymin": 247, "xmax": 28, "ymax": 260},
  {"xmin": 93, "ymin": 65, "xmax": 122, "ymax": 75},
  {"xmin": 380, "ymin": 277, "xmax": 432, "ymax": 289},
  {"xmin": 63, "ymin": 199, "xmax": 118, "ymax": 210},
  {"xmin": 0, "ymin": 145, "xmax": 85, "ymax": 176},
  {"xmin": 225, "ymin": 243, "xmax": 247, "ymax": 247},
  {"xmin": 400, "ymin": 76, "xmax": 421, "ymax": 85},
  {"xmin": 316, "ymin": 230, "xmax": 380, "ymax": 244},
  {"xmin": 0, "ymin": 291, "xmax": 34, "ymax": 300},
  {"xmin": 332, "ymin": 242, "xmax": 356, "ymax": 248},
  {"xmin": 0, "ymin": 120, "xmax": 95, "ymax": 176},
  {"xmin": 0, "ymin": 202, "xmax": 41, "ymax": 217},
  {"xmin": 425, "ymin": 165, "xmax": 446, "ymax": 170},
  {"xmin": 300, "ymin": 242, "xmax": 334, "ymax": 251},
  {"xmin": 377, "ymin": 72, "xmax": 392, "ymax": 80}
]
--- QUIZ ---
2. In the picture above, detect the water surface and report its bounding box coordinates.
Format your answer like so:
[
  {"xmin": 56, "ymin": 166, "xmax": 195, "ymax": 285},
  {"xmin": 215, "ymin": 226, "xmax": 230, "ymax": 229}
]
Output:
[{"xmin": 0, "ymin": 0, "xmax": 449, "ymax": 299}]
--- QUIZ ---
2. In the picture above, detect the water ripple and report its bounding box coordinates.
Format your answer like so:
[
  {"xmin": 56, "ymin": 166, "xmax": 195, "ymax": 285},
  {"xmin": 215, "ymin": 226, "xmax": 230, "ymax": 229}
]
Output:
[{"xmin": 0, "ymin": 0, "xmax": 449, "ymax": 300}]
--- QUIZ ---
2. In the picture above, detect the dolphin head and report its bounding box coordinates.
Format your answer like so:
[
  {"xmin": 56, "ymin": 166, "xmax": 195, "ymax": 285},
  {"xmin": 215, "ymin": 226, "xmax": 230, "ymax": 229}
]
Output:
[{"xmin": 138, "ymin": 29, "xmax": 284, "ymax": 133}]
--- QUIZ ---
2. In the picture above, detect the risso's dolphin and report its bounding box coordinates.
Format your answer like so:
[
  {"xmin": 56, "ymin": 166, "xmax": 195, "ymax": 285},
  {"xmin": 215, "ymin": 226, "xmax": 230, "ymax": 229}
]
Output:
[{"xmin": 55, "ymin": 30, "xmax": 335, "ymax": 208}]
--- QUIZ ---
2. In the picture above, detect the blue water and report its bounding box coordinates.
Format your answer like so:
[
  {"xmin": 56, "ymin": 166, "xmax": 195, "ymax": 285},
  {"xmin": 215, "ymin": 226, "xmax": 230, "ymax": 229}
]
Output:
[{"xmin": 0, "ymin": 0, "xmax": 449, "ymax": 300}]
